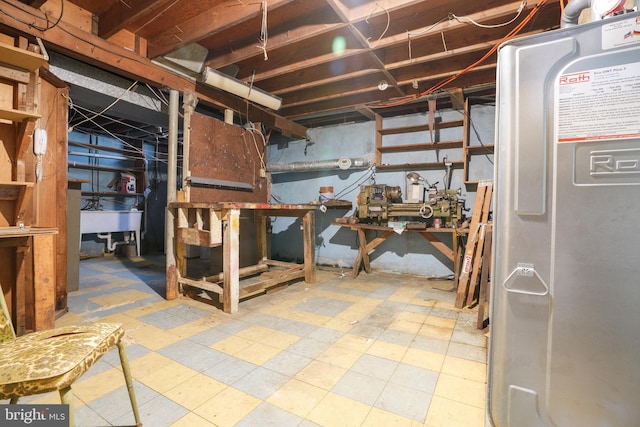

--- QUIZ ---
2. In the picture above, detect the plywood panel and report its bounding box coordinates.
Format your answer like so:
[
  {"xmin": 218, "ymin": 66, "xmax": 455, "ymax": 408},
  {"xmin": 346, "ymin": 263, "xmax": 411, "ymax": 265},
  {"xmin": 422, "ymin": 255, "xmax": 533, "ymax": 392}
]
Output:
[{"xmin": 189, "ymin": 113, "xmax": 268, "ymax": 203}]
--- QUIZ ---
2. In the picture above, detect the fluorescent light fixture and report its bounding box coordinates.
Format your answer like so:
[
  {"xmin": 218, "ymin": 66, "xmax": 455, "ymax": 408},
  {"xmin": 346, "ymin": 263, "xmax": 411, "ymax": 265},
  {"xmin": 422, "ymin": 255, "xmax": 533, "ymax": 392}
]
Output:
[{"xmin": 202, "ymin": 66, "xmax": 282, "ymax": 111}]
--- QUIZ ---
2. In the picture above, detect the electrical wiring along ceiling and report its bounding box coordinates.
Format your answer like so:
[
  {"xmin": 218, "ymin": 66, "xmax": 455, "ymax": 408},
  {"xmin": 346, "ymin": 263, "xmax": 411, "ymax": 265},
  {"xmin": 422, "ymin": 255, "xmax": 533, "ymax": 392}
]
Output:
[{"xmin": 6, "ymin": 0, "xmax": 562, "ymax": 129}]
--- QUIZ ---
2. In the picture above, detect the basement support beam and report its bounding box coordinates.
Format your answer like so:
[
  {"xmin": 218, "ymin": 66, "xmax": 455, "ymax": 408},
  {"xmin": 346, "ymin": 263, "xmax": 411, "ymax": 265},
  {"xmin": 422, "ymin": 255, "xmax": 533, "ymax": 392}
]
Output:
[{"xmin": 165, "ymin": 89, "xmax": 179, "ymax": 300}]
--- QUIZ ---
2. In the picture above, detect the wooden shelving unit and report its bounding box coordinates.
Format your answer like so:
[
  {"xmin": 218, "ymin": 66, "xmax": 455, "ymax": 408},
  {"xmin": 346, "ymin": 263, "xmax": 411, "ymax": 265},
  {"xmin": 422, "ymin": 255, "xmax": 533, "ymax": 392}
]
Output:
[
  {"xmin": 375, "ymin": 114, "xmax": 465, "ymax": 170},
  {"xmin": 0, "ymin": 40, "xmax": 46, "ymax": 226}
]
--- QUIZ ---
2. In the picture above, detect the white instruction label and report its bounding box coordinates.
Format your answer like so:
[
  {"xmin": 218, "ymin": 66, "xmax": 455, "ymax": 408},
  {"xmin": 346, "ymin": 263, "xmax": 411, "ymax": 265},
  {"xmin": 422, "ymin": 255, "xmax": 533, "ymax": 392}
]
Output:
[
  {"xmin": 602, "ymin": 15, "xmax": 640, "ymax": 50},
  {"xmin": 557, "ymin": 62, "xmax": 640, "ymax": 143}
]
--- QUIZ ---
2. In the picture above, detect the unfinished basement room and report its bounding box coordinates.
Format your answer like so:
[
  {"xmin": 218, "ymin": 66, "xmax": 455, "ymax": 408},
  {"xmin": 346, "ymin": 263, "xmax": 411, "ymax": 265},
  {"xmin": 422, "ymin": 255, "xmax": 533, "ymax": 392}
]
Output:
[{"xmin": 1, "ymin": 0, "xmax": 639, "ymax": 426}]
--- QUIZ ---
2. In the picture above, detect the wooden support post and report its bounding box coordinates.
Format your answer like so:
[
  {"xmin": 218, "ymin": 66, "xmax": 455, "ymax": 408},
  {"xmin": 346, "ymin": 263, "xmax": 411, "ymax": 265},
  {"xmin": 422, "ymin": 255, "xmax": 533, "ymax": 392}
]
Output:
[{"xmin": 223, "ymin": 209, "xmax": 240, "ymax": 313}]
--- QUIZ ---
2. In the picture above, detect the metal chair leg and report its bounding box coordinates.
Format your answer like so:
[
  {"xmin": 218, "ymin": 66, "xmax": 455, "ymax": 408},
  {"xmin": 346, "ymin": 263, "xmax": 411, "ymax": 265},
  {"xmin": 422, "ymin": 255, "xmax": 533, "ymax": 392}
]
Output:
[
  {"xmin": 59, "ymin": 385, "xmax": 74, "ymax": 427},
  {"xmin": 117, "ymin": 340, "xmax": 142, "ymax": 426}
]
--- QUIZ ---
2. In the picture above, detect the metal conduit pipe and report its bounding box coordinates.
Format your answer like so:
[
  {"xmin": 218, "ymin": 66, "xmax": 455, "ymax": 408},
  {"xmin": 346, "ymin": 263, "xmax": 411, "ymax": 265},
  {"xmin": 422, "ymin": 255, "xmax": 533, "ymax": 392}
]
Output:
[
  {"xmin": 561, "ymin": 0, "xmax": 591, "ymax": 28},
  {"xmin": 267, "ymin": 157, "xmax": 371, "ymax": 173}
]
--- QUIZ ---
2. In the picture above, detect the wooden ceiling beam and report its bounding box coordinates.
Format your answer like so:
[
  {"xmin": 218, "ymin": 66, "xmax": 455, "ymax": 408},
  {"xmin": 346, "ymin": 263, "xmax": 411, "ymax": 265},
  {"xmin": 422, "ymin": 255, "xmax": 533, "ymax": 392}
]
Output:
[
  {"xmin": 0, "ymin": 0, "xmax": 308, "ymax": 139},
  {"xmin": 98, "ymin": 0, "xmax": 178, "ymax": 39},
  {"xmin": 203, "ymin": 7, "xmax": 343, "ymax": 71},
  {"xmin": 146, "ymin": 0, "xmax": 296, "ymax": 59}
]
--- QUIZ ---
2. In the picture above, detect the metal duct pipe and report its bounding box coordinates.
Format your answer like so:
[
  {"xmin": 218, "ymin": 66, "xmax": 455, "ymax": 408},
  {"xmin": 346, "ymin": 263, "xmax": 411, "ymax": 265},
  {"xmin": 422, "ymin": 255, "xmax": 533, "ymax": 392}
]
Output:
[
  {"xmin": 561, "ymin": 0, "xmax": 591, "ymax": 28},
  {"xmin": 267, "ymin": 157, "xmax": 370, "ymax": 173}
]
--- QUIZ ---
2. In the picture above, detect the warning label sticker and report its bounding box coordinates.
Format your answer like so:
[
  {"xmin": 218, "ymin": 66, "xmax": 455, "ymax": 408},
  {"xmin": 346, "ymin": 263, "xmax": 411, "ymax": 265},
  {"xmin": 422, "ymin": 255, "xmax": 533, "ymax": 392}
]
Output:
[
  {"xmin": 602, "ymin": 15, "xmax": 640, "ymax": 50},
  {"xmin": 557, "ymin": 62, "xmax": 640, "ymax": 143}
]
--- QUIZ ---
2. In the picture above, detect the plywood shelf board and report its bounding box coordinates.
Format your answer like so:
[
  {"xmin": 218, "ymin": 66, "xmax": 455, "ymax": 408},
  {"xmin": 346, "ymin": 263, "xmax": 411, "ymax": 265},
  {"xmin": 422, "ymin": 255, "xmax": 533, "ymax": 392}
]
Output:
[
  {"xmin": 0, "ymin": 107, "xmax": 40, "ymax": 122},
  {"xmin": 0, "ymin": 42, "xmax": 47, "ymax": 71}
]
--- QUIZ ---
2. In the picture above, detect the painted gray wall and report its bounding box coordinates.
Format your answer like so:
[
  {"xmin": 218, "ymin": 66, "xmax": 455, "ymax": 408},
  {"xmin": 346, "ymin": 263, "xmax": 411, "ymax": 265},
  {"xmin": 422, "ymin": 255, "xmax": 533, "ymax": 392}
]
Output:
[{"xmin": 267, "ymin": 105, "xmax": 495, "ymax": 277}]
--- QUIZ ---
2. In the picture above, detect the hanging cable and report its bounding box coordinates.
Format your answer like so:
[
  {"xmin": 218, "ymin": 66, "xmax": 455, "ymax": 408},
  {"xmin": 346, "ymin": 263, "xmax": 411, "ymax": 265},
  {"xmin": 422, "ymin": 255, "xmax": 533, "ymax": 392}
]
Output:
[
  {"xmin": 0, "ymin": 0, "xmax": 64, "ymax": 31},
  {"xmin": 365, "ymin": 1, "xmax": 391, "ymax": 48},
  {"xmin": 69, "ymin": 80, "xmax": 139, "ymax": 130},
  {"xmin": 450, "ymin": 0, "xmax": 527, "ymax": 29},
  {"xmin": 258, "ymin": 0, "xmax": 269, "ymax": 60},
  {"xmin": 372, "ymin": 0, "xmax": 550, "ymax": 109}
]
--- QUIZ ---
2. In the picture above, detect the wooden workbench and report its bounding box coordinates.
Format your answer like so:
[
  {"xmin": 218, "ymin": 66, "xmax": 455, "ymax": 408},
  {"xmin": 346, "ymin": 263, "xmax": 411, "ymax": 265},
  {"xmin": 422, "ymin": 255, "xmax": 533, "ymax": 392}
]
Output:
[
  {"xmin": 167, "ymin": 202, "xmax": 316, "ymax": 313},
  {"xmin": 332, "ymin": 222, "xmax": 465, "ymax": 283}
]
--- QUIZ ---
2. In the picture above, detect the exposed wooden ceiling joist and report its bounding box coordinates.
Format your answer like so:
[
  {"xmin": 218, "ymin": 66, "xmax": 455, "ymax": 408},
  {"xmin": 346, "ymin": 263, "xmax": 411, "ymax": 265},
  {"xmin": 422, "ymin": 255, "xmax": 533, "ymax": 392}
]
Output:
[{"xmin": 6, "ymin": 0, "xmax": 562, "ymax": 130}]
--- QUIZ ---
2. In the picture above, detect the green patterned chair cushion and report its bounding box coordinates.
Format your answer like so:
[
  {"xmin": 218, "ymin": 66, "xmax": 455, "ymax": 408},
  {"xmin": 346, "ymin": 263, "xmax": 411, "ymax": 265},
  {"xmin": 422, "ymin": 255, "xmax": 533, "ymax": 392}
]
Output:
[{"xmin": 0, "ymin": 323, "xmax": 123, "ymax": 399}]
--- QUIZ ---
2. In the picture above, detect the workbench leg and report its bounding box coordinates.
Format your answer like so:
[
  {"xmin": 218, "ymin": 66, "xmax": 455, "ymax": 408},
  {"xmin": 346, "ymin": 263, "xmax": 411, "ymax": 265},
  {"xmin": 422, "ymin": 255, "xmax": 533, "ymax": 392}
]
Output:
[
  {"xmin": 351, "ymin": 229, "xmax": 367, "ymax": 278},
  {"xmin": 358, "ymin": 229, "xmax": 373, "ymax": 274},
  {"xmin": 223, "ymin": 209, "xmax": 240, "ymax": 314},
  {"xmin": 453, "ymin": 231, "xmax": 461, "ymax": 285},
  {"xmin": 303, "ymin": 210, "xmax": 316, "ymax": 283},
  {"xmin": 255, "ymin": 213, "xmax": 268, "ymax": 263}
]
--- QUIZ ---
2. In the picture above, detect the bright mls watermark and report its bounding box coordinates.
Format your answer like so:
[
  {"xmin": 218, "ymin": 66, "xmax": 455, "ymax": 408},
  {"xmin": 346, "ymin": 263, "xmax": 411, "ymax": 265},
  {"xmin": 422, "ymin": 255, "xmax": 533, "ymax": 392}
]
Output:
[{"xmin": 1, "ymin": 405, "xmax": 68, "ymax": 426}]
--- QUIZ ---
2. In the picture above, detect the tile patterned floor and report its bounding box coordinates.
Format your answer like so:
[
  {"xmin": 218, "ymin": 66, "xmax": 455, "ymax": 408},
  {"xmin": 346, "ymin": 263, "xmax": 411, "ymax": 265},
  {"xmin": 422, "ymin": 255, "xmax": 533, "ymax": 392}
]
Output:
[{"xmin": 3, "ymin": 256, "xmax": 488, "ymax": 427}]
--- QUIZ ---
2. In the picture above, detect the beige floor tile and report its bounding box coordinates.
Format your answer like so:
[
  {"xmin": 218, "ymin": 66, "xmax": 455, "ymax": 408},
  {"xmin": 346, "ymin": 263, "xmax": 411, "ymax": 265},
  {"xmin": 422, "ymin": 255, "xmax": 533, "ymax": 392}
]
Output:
[
  {"xmin": 388, "ymin": 318, "xmax": 422, "ymax": 334},
  {"xmin": 126, "ymin": 324, "xmax": 181, "ymax": 350},
  {"xmin": 193, "ymin": 387, "xmax": 261, "ymax": 427},
  {"xmin": 433, "ymin": 300, "xmax": 457, "ymax": 310},
  {"xmin": 88, "ymin": 290, "xmax": 152, "ymax": 308},
  {"xmin": 316, "ymin": 344, "xmax": 362, "ymax": 369},
  {"xmin": 96, "ymin": 313, "xmax": 145, "ymax": 330},
  {"xmin": 137, "ymin": 360, "xmax": 199, "ymax": 394},
  {"xmin": 129, "ymin": 352, "xmax": 174, "ymax": 378},
  {"xmin": 294, "ymin": 360, "xmax": 347, "ymax": 390},
  {"xmin": 425, "ymin": 315, "xmax": 457, "ymax": 329},
  {"xmin": 258, "ymin": 330, "xmax": 300, "ymax": 349},
  {"xmin": 306, "ymin": 392, "xmax": 372, "ymax": 427},
  {"xmin": 72, "ymin": 368, "xmax": 126, "ymax": 403},
  {"xmin": 170, "ymin": 412, "xmax": 218, "ymax": 427},
  {"xmin": 441, "ymin": 356, "xmax": 487, "ymax": 383},
  {"xmin": 334, "ymin": 334, "xmax": 374, "ymax": 352},
  {"xmin": 417, "ymin": 324, "xmax": 454, "ymax": 341},
  {"xmin": 211, "ymin": 335, "xmax": 254, "ymax": 355},
  {"xmin": 235, "ymin": 325, "xmax": 276, "ymax": 341},
  {"xmin": 120, "ymin": 301, "xmax": 173, "ymax": 318},
  {"xmin": 323, "ymin": 316, "xmax": 357, "ymax": 332},
  {"xmin": 266, "ymin": 378, "xmax": 327, "ymax": 417},
  {"xmin": 234, "ymin": 342, "xmax": 282, "ymax": 365},
  {"xmin": 164, "ymin": 374, "xmax": 227, "ymax": 410},
  {"xmin": 366, "ymin": 340, "xmax": 408, "ymax": 362},
  {"xmin": 402, "ymin": 348, "xmax": 445, "ymax": 372},
  {"xmin": 434, "ymin": 373, "xmax": 486, "ymax": 409},
  {"xmin": 336, "ymin": 306, "xmax": 373, "ymax": 322},
  {"xmin": 362, "ymin": 407, "xmax": 423, "ymax": 427},
  {"xmin": 424, "ymin": 395, "xmax": 485, "ymax": 427}
]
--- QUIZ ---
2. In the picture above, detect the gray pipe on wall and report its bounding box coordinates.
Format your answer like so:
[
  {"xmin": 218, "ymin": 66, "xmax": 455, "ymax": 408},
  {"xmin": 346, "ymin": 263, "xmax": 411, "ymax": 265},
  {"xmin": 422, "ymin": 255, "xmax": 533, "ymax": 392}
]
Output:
[
  {"xmin": 267, "ymin": 157, "xmax": 370, "ymax": 173},
  {"xmin": 561, "ymin": 0, "xmax": 591, "ymax": 28}
]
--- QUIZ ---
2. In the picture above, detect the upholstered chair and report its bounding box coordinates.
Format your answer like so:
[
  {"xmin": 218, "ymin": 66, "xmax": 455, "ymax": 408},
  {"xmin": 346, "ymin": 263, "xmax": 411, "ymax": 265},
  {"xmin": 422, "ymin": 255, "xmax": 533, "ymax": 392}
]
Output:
[{"xmin": 0, "ymin": 290, "xmax": 142, "ymax": 426}]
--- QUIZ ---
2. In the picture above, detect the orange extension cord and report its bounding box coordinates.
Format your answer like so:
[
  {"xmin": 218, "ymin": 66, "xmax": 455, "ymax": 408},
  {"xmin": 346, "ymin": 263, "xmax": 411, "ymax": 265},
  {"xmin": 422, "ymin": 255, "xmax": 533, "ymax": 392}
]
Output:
[{"xmin": 370, "ymin": 0, "xmax": 551, "ymax": 109}]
